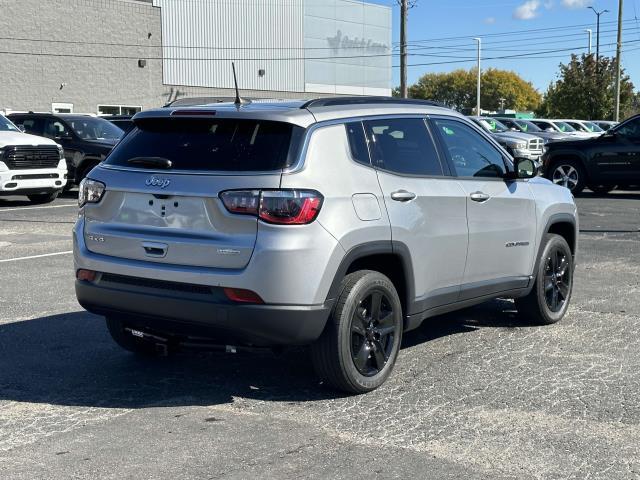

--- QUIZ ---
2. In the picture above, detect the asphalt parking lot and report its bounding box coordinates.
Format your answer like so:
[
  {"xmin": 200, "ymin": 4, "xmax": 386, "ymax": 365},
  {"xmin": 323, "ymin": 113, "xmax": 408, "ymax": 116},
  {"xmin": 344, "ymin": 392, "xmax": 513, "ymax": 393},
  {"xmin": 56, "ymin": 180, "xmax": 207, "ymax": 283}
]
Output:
[{"xmin": 0, "ymin": 190, "xmax": 639, "ymax": 480}]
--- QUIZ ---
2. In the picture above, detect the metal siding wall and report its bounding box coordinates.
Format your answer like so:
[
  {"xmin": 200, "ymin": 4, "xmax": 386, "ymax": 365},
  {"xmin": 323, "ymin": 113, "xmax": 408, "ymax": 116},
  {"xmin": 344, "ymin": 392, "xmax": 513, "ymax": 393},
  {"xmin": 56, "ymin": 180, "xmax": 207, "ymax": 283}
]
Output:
[
  {"xmin": 153, "ymin": 0, "xmax": 305, "ymax": 92},
  {"xmin": 303, "ymin": 0, "xmax": 392, "ymax": 95}
]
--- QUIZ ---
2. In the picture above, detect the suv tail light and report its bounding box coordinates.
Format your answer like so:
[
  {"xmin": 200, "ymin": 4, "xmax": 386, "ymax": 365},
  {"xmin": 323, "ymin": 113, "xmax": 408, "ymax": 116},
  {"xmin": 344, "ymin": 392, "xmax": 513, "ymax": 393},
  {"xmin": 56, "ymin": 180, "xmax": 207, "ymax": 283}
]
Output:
[
  {"xmin": 78, "ymin": 178, "xmax": 106, "ymax": 207},
  {"xmin": 220, "ymin": 189, "xmax": 323, "ymax": 225}
]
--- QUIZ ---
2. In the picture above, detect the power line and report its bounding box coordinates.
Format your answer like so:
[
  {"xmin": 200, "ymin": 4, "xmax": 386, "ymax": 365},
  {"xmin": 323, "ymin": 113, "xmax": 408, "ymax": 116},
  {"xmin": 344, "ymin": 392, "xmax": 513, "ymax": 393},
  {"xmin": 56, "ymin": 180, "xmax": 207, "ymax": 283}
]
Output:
[
  {"xmin": 402, "ymin": 26, "xmax": 640, "ymax": 53},
  {"xmin": 395, "ymin": 38, "xmax": 640, "ymax": 68},
  {"xmin": 0, "ymin": 50, "xmax": 394, "ymax": 61},
  {"xmin": 394, "ymin": 18, "xmax": 638, "ymax": 44},
  {"xmin": 1, "ymin": 37, "xmax": 637, "ymax": 67},
  {"xmin": 0, "ymin": 35, "xmax": 390, "ymax": 51}
]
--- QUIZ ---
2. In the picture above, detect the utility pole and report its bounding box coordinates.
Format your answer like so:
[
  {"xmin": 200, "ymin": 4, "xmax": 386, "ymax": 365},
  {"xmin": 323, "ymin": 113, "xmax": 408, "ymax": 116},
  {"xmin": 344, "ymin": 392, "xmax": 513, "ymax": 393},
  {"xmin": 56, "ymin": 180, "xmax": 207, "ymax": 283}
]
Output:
[
  {"xmin": 588, "ymin": 7, "xmax": 609, "ymax": 66},
  {"xmin": 585, "ymin": 29, "xmax": 592, "ymax": 54},
  {"xmin": 400, "ymin": 0, "xmax": 408, "ymax": 98},
  {"xmin": 615, "ymin": 0, "xmax": 624, "ymax": 121},
  {"xmin": 474, "ymin": 38, "xmax": 481, "ymax": 115}
]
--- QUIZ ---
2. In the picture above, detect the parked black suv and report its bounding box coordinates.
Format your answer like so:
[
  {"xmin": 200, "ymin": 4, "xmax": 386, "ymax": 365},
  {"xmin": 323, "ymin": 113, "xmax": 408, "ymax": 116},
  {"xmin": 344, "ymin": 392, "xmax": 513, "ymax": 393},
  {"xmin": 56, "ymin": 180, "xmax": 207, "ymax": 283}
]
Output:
[
  {"xmin": 8, "ymin": 113, "xmax": 124, "ymax": 186},
  {"xmin": 542, "ymin": 114, "xmax": 640, "ymax": 194},
  {"xmin": 103, "ymin": 115, "xmax": 134, "ymax": 133}
]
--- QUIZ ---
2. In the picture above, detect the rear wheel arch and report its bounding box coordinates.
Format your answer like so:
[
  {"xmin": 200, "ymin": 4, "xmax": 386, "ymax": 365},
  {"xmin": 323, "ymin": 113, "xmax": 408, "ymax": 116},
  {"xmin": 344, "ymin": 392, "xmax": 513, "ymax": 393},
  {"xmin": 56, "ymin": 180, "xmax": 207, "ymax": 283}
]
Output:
[{"xmin": 326, "ymin": 241, "xmax": 414, "ymax": 324}]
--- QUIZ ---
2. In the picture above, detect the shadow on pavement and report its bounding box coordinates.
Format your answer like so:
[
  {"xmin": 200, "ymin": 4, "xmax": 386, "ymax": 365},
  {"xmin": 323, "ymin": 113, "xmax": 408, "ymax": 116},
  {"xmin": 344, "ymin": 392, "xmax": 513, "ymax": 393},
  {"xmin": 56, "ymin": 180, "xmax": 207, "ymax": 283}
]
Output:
[
  {"xmin": 0, "ymin": 299, "xmax": 527, "ymax": 408},
  {"xmin": 579, "ymin": 191, "xmax": 640, "ymax": 200},
  {"xmin": 0, "ymin": 198, "xmax": 35, "ymax": 208}
]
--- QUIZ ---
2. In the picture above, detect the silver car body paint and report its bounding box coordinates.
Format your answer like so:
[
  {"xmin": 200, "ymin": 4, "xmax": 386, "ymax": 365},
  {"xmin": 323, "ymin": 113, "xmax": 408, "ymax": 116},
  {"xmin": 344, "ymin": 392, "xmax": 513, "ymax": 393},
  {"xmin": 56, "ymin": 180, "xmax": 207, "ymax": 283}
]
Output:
[{"xmin": 73, "ymin": 100, "xmax": 577, "ymax": 341}]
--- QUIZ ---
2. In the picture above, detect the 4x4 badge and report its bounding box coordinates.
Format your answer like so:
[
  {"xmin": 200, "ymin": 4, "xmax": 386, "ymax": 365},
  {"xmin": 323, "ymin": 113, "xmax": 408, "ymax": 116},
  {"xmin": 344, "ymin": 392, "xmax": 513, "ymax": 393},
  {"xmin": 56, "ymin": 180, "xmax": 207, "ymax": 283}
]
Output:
[{"xmin": 145, "ymin": 176, "xmax": 171, "ymax": 189}]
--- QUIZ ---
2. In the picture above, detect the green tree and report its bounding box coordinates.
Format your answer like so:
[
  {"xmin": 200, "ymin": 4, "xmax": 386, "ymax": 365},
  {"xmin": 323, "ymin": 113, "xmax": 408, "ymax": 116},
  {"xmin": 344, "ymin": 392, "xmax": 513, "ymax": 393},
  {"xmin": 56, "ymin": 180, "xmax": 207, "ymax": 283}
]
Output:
[
  {"xmin": 537, "ymin": 54, "xmax": 636, "ymax": 120},
  {"xmin": 407, "ymin": 68, "xmax": 541, "ymax": 112}
]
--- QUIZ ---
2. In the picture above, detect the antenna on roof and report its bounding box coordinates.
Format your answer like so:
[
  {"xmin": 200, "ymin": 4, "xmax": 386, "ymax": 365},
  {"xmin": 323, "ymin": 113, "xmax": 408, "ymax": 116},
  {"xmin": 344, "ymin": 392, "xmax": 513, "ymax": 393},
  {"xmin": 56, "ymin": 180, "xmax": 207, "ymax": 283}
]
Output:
[{"xmin": 232, "ymin": 62, "xmax": 249, "ymax": 107}]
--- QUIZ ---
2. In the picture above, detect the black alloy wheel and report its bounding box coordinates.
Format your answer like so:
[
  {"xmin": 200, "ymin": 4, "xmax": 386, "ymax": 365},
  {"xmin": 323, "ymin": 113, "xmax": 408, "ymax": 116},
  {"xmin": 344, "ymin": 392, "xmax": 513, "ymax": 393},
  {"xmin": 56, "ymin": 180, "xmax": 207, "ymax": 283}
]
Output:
[
  {"xmin": 310, "ymin": 270, "xmax": 403, "ymax": 394},
  {"xmin": 515, "ymin": 234, "xmax": 573, "ymax": 325},
  {"xmin": 543, "ymin": 248, "xmax": 571, "ymax": 313},
  {"xmin": 350, "ymin": 290, "xmax": 397, "ymax": 376}
]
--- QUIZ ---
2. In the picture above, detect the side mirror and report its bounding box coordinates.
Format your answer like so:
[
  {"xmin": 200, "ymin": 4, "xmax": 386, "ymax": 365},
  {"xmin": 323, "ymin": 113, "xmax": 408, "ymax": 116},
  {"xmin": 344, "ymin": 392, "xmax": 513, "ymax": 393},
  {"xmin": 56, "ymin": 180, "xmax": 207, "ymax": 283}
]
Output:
[
  {"xmin": 18, "ymin": 125, "xmax": 26, "ymax": 133},
  {"xmin": 509, "ymin": 158, "xmax": 538, "ymax": 179},
  {"xmin": 510, "ymin": 127, "xmax": 518, "ymax": 131},
  {"xmin": 545, "ymin": 128, "xmax": 555, "ymax": 132}
]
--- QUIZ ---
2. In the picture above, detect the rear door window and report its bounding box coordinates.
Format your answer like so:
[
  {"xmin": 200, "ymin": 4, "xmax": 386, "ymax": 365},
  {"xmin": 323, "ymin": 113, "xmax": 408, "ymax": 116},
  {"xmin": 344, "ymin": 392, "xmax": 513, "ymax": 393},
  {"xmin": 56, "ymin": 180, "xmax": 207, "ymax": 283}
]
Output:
[
  {"xmin": 10, "ymin": 117, "xmax": 44, "ymax": 135},
  {"xmin": 363, "ymin": 118, "xmax": 444, "ymax": 176},
  {"xmin": 105, "ymin": 118, "xmax": 303, "ymax": 171},
  {"xmin": 43, "ymin": 119, "xmax": 72, "ymax": 140}
]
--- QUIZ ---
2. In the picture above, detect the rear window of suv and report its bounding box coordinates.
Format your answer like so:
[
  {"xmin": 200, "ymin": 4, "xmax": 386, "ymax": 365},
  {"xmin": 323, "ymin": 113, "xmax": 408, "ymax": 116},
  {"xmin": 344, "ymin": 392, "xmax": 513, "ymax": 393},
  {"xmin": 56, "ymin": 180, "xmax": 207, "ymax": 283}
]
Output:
[{"xmin": 105, "ymin": 118, "xmax": 303, "ymax": 171}]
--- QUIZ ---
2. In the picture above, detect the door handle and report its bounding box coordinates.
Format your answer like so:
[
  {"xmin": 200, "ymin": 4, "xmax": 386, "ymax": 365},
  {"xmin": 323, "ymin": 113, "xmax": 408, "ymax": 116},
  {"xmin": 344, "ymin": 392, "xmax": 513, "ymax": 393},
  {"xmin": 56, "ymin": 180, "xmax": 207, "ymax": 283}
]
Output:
[
  {"xmin": 470, "ymin": 191, "xmax": 490, "ymax": 203},
  {"xmin": 390, "ymin": 190, "xmax": 417, "ymax": 202}
]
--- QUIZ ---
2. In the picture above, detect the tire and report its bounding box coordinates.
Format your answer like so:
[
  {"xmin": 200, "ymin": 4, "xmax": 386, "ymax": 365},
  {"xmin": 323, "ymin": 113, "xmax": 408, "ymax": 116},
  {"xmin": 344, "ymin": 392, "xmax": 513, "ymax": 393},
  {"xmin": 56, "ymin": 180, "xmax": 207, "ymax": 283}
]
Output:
[
  {"xmin": 106, "ymin": 317, "xmax": 164, "ymax": 356},
  {"xmin": 588, "ymin": 184, "xmax": 616, "ymax": 194},
  {"xmin": 27, "ymin": 190, "xmax": 59, "ymax": 204},
  {"xmin": 310, "ymin": 270, "xmax": 403, "ymax": 394},
  {"xmin": 515, "ymin": 234, "xmax": 574, "ymax": 325},
  {"xmin": 546, "ymin": 159, "xmax": 586, "ymax": 195}
]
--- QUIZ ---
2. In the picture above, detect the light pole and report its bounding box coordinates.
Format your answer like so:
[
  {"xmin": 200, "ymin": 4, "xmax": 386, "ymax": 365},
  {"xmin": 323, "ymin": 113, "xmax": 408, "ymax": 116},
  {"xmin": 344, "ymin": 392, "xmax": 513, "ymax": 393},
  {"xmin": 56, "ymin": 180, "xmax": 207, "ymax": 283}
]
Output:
[
  {"xmin": 474, "ymin": 37, "xmax": 481, "ymax": 115},
  {"xmin": 400, "ymin": 0, "xmax": 408, "ymax": 98},
  {"xmin": 615, "ymin": 0, "xmax": 624, "ymax": 121},
  {"xmin": 588, "ymin": 6, "xmax": 609, "ymax": 65},
  {"xmin": 585, "ymin": 29, "xmax": 593, "ymax": 54}
]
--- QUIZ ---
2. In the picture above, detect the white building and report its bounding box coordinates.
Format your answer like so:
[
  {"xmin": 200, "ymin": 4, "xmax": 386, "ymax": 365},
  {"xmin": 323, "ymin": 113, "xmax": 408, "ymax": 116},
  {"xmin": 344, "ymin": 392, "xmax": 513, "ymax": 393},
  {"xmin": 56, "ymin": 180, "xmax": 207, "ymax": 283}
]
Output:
[{"xmin": 0, "ymin": 0, "xmax": 392, "ymax": 114}]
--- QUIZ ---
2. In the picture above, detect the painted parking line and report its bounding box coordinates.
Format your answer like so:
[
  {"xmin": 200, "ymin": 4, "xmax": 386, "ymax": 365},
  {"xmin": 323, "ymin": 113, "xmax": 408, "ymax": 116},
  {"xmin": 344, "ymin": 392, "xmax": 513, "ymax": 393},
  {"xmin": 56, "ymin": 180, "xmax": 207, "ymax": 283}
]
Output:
[
  {"xmin": 0, "ymin": 251, "xmax": 73, "ymax": 263},
  {"xmin": 0, "ymin": 204, "xmax": 77, "ymax": 213}
]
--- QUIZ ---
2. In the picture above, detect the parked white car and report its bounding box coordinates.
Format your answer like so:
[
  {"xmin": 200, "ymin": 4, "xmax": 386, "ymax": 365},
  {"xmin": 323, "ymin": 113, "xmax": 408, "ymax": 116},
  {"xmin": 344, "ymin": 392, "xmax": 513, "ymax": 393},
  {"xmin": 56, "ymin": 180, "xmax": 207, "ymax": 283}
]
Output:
[
  {"xmin": 558, "ymin": 120, "xmax": 604, "ymax": 137},
  {"xmin": 0, "ymin": 114, "xmax": 67, "ymax": 203},
  {"xmin": 593, "ymin": 120, "xmax": 618, "ymax": 131},
  {"xmin": 530, "ymin": 119, "xmax": 590, "ymax": 139}
]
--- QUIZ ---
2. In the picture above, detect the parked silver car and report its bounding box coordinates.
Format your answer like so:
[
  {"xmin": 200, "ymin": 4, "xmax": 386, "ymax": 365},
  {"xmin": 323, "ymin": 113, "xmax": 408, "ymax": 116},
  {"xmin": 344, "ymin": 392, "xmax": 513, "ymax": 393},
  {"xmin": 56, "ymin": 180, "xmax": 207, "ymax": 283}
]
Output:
[
  {"xmin": 494, "ymin": 117, "xmax": 568, "ymax": 144},
  {"xmin": 74, "ymin": 97, "xmax": 578, "ymax": 393}
]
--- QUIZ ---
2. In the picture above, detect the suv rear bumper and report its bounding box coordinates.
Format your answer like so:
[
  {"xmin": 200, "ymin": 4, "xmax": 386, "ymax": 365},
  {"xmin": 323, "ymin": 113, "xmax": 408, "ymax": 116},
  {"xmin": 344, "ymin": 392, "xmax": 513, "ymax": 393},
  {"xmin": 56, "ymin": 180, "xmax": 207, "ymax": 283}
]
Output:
[{"xmin": 76, "ymin": 279, "xmax": 332, "ymax": 346}]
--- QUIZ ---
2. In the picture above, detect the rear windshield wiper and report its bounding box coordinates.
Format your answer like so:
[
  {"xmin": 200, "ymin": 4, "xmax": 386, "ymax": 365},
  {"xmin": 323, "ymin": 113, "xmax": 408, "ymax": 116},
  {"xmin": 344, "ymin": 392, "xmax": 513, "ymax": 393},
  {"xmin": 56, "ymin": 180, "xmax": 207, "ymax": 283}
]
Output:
[{"xmin": 127, "ymin": 157, "xmax": 173, "ymax": 169}]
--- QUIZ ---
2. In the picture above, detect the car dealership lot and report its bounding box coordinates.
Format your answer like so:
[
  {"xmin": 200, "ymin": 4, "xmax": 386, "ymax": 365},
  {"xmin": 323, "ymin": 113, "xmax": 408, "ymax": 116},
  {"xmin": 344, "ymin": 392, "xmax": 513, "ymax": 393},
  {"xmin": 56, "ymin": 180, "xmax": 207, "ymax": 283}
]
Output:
[{"xmin": 0, "ymin": 191, "xmax": 639, "ymax": 479}]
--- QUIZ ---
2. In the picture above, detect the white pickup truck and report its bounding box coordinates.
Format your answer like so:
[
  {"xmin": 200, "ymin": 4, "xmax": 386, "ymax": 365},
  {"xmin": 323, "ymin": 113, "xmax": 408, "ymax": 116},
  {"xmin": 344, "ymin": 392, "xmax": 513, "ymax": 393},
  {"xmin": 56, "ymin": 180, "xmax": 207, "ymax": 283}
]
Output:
[{"xmin": 0, "ymin": 114, "xmax": 67, "ymax": 203}]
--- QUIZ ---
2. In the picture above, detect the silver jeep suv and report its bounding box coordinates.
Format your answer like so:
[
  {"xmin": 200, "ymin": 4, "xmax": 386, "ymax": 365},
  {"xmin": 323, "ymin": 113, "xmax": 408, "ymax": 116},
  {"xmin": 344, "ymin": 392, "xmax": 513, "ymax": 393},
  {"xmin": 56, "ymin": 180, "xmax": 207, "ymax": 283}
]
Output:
[{"xmin": 73, "ymin": 97, "xmax": 578, "ymax": 393}]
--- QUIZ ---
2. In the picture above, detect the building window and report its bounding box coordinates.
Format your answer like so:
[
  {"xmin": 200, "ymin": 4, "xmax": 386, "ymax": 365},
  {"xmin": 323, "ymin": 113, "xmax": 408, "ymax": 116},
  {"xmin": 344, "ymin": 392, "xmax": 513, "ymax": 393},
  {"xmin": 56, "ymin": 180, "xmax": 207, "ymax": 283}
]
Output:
[
  {"xmin": 97, "ymin": 105, "xmax": 142, "ymax": 115},
  {"xmin": 52, "ymin": 102, "xmax": 74, "ymax": 113}
]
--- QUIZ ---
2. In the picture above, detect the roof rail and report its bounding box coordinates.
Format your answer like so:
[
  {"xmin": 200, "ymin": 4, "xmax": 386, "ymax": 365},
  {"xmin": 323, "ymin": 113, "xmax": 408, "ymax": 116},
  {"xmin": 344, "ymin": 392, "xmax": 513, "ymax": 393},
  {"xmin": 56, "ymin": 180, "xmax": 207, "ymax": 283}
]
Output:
[{"xmin": 300, "ymin": 96, "xmax": 448, "ymax": 109}]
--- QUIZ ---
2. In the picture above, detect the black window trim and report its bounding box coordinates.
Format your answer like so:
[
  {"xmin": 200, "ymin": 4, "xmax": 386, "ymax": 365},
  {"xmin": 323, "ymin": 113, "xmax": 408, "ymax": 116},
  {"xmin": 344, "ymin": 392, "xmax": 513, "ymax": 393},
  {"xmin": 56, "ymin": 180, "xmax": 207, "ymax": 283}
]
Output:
[
  {"xmin": 360, "ymin": 116, "xmax": 453, "ymax": 179},
  {"xmin": 429, "ymin": 114, "xmax": 515, "ymax": 182}
]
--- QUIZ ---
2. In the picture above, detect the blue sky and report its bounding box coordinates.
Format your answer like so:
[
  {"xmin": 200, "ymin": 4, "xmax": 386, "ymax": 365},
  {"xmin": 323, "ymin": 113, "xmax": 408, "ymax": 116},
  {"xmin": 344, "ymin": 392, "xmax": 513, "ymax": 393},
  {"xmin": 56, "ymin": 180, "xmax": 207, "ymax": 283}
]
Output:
[{"xmin": 374, "ymin": 0, "xmax": 640, "ymax": 93}]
